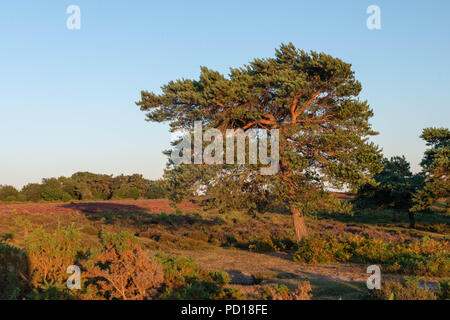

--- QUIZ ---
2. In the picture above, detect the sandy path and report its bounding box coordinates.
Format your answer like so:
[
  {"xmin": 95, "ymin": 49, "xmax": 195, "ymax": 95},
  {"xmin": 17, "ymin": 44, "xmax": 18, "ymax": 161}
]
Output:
[{"xmin": 172, "ymin": 247, "xmax": 369, "ymax": 283}]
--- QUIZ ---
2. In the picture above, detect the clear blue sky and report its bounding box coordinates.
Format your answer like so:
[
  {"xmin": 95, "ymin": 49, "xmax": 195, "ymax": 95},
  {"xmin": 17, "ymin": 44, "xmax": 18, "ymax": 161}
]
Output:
[{"xmin": 1, "ymin": 0, "xmax": 449, "ymax": 188}]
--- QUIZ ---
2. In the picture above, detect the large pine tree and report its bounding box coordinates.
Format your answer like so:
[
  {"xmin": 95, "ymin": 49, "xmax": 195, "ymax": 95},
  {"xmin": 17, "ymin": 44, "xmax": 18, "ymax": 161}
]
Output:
[{"xmin": 137, "ymin": 43, "xmax": 382, "ymax": 241}]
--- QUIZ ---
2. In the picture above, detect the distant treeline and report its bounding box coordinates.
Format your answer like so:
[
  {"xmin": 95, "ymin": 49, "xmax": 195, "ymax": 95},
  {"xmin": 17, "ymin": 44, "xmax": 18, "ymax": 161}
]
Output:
[{"xmin": 0, "ymin": 172, "xmax": 167, "ymax": 202}]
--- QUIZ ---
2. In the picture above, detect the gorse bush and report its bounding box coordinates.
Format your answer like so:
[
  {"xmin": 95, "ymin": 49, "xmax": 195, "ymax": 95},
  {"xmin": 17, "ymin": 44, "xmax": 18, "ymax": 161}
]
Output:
[
  {"xmin": 1, "ymin": 226, "xmax": 165, "ymax": 300},
  {"xmin": 294, "ymin": 234, "xmax": 449, "ymax": 276},
  {"xmin": 0, "ymin": 234, "xmax": 29, "ymax": 299},
  {"xmin": 2, "ymin": 221, "xmax": 244, "ymax": 300},
  {"xmin": 87, "ymin": 238, "xmax": 164, "ymax": 300},
  {"xmin": 24, "ymin": 224, "xmax": 82, "ymax": 288},
  {"xmin": 0, "ymin": 226, "xmax": 84, "ymax": 300}
]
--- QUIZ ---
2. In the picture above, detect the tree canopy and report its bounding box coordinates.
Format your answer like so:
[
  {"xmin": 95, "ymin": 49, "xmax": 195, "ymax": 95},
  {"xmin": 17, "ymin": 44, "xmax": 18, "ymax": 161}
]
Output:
[
  {"xmin": 0, "ymin": 173, "xmax": 167, "ymax": 203},
  {"xmin": 354, "ymin": 156, "xmax": 425, "ymax": 224},
  {"xmin": 138, "ymin": 43, "xmax": 383, "ymax": 241},
  {"xmin": 411, "ymin": 127, "xmax": 450, "ymax": 213}
]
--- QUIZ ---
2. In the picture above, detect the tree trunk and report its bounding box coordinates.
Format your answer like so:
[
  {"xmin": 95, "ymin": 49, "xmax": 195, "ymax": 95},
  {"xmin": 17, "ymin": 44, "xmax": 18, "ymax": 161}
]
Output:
[
  {"xmin": 408, "ymin": 212, "xmax": 416, "ymax": 228},
  {"xmin": 290, "ymin": 205, "xmax": 308, "ymax": 242}
]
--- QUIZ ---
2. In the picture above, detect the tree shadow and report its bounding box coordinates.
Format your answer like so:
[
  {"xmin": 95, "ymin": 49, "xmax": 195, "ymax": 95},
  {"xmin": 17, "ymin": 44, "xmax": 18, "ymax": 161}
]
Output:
[
  {"xmin": 226, "ymin": 269, "xmax": 254, "ymax": 285},
  {"xmin": 266, "ymin": 268, "xmax": 367, "ymax": 299},
  {"xmin": 59, "ymin": 202, "xmax": 218, "ymax": 227}
]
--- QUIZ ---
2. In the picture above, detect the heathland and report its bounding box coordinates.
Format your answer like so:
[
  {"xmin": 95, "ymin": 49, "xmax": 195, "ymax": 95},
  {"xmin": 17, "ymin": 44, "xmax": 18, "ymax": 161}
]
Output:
[{"xmin": 1, "ymin": 197, "xmax": 448, "ymax": 300}]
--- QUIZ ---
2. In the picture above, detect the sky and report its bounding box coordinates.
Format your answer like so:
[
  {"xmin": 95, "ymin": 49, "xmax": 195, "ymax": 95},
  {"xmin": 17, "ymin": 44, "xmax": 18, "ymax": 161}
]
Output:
[{"xmin": 0, "ymin": 0, "xmax": 449, "ymax": 189}]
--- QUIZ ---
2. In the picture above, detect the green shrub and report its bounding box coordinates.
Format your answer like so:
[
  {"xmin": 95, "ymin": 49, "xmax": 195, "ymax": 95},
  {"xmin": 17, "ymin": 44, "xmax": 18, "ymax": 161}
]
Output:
[
  {"xmin": 154, "ymin": 253, "xmax": 237, "ymax": 300},
  {"xmin": 161, "ymin": 280, "xmax": 221, "ymax": 300},
  {"xmin": 437, "ymin": 279, "xmax": 450, "ymax": 300},
  {"xmin": 0, "ymin": 234, "xmax": 29, "ymax": 299},
  {"xmin": 24, "ymin": 224, "xmax": 82, "ymax": 289},
  {"xmin": 98, "ymin": 230, "xmax": 141, "ymax": 251},
  {"xmin": 294, "ymin": 234, "xmax": 449, "ymax": 276},
  {"xmin": 208, "ymin": 270, "xmax": 230, "ymax": 285},
  {"xmin": 248, "ymin": 238, "xmax": 278, "ymax": 253}
]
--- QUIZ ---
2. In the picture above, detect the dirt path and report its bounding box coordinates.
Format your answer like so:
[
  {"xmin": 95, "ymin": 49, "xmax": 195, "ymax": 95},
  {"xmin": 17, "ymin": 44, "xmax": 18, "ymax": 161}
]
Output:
[
  {"xmin": 169, "ymin": 247, "xmax": 373, "ymax": 299},
  {"xmin": 173, "ymin": 247, "xmax": 368, "ymax": 282}
]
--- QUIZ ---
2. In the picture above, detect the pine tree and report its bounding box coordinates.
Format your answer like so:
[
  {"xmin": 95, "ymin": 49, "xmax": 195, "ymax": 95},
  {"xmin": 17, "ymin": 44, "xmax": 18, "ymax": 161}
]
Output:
[
  {"xmin": 137, "ymin": 43, "xmax": 383, "ymax": 241},
  {"xmin": 411, "ymin": 127, "xmax": 450, "ymax": 214},
  {"xmin": 355, "ymin": 156, "xmax": 425, "ymax": 224}
]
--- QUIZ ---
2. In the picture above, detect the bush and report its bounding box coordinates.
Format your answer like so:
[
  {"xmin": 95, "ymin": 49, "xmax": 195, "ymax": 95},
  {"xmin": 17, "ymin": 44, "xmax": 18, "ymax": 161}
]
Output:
[
  {"xmin": 208, "ymin": 270, "xmax": 230, "ymax": 285},
  {"xmin": 0, "ymin": 234, "xmax": 29, "ymax": 299},
  {"xmin": 371, "ymin": 277, "xmax": 436, "ymax": 300},
  {"xmin": 162, "ymin": 280, "xmax": 221, "ymax": 300},
  {"xmin": 98, "ymin": 230, "xmax": 141, "ymax": 251},
  {"xmin": 154, "ymin": 253, "xmax": 238, "ymax": 300},
  {"xmin": 87, "ymin": 243, "xmax": 164, "ymax": 300},
  {"xmin": 248, "ymin": 238, "xmax": 278, "ymax": 253},
  {"xmin": 24, "ymin": 224, "xmax": 82, "ymax": 287},
  {"xmin": 437, "ymin": 279, "xmax": 450, "ymax": 300},
  {"xmin": 294, "ymin": 234, "xmax": 449, "ymax": 276},
  {"xmin": 259, "ymin": 282, "xmax": 312, "ymax": 300}
]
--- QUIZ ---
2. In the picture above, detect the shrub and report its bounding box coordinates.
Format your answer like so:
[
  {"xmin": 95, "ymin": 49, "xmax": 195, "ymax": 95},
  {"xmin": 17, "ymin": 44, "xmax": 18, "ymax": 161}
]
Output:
[
  {"xmin": 251, "ymin": 272, "xmax": 267, "ymax": 285},
  {"xmin": 24, "ymin": 224, "xmax": 82, "ymax": 287},
  {"xmin": 294, "ymin": 234, "xmax": 449, "ymax": 277},
  {"xmin": 371, "ymin": 277, "xmax": 436, "ymax": 300},
  {"xmin": 248, "ymin": 238, "xmax": 278, "ymax": 253},
  {"xmin": 154, "ymin": 253, "xmax": 201, "ymax": 287},
  {"xmin": 154, "ymin": 253, "xmax": 238, "ymax": 300},
  {"xmin": 208, "ymin": 270, "xmax": 230, "ymax": 285},
  {"xmin": 294, "ymin": 236, "xmax": 346, "ymax": 264},
  {"xmin": 290, "ymin": 282, "xmax": 313, "ymax": 300},
  {"xmin": 437, "ymin": 279, "xmax": 450, "ymax": 300},
  {"xmin": 161, "ymin": 280, "xmax": 221, "ymax": 300},
  {"xmin": 0, "ymin": 234, "xmax": 29, "ymax": 299},
  {"xmin": 87, "ymin": 244, "xmax": 164, "ymax": 300},
  {"xmin": 98, "ymin": 230, "xmax": 141, "ymax": 251},
  {"xmin": 259, "ymin": 282, "xmax": 312, "ymax": 300}
]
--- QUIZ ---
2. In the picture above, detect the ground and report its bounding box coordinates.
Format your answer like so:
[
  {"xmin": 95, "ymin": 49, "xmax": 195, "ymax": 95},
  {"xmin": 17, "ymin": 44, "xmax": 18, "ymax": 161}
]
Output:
[{"xmin": 0, "ymin": 198, "xmax": 448, "ymax": 300}]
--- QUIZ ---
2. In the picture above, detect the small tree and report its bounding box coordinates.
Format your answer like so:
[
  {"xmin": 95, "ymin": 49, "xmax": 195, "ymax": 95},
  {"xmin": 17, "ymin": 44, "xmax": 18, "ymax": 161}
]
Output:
[
  {"xmin": 21, "ymin": 183, "xmax": 44, "ymax": 202},
  {"xmin": 145, "ymin": 179, "xmax": 167, "ymax": 199},
  {"xmin": 411, "ymin": 127, "xmax": 449, "ymax": 214},
  {"xmin": 355, "ymin": 156, "xmax": 424, "ymax": 224},
  {"xmin": 0, "ymin": 185, "xmax": 21, "ymax": 202},
  {"xmin": 137, "ymin": 44, "xmax": 382, "ymax": 241}
]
